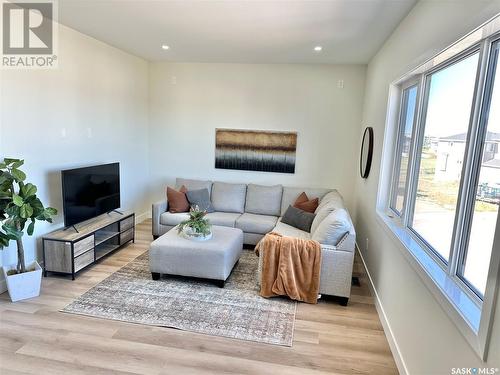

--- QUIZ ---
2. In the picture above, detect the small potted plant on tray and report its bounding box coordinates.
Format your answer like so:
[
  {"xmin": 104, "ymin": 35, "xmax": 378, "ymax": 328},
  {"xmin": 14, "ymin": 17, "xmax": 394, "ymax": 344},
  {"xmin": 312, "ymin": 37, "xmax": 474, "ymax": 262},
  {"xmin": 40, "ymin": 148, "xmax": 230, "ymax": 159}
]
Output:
[
  {"xmin": 177, "ymin": 205, "xmax": 212, "ymax": 241},
  {"xmin": 0, "ymin": 158, "xmax": 57, "ymax": 302}
]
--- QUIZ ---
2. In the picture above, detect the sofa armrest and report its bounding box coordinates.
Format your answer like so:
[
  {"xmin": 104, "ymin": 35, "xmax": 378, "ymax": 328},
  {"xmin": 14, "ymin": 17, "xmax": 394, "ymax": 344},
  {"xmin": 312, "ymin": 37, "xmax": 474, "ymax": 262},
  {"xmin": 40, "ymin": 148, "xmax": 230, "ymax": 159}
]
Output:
[
  {"xmin": 333, "ymin": 232, "xmax": 356, "ymax": 253},
  {"xmin": 152, "ymin": 199, "xmax": 168, "ymax": 236},
  {"xmin": 320, "ymin": 232, "xmax": 356, "ymax": 253}
]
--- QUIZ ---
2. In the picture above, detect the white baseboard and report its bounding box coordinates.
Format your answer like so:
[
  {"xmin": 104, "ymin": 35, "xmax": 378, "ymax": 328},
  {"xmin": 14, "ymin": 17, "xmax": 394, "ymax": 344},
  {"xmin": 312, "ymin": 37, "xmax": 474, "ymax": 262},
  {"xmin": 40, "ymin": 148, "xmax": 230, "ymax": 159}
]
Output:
[
  {"xmin": 356, "ymin": 243, "xmax": 409, "ymax": 375},
  {"xmin": 135, "ymin": 210, "xmax": 151, "ymax": 224}
]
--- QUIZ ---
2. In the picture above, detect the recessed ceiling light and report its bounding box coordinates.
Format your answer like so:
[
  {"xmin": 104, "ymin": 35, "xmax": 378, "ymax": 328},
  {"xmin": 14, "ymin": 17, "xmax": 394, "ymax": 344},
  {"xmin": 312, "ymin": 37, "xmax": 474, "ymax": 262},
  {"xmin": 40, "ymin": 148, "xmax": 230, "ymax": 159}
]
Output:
[
  {"xmin": 161, "ymin": 44, "xmax": 170, "ymax": 50},
  {"xmin": 314, "ymin": 46, "xmax": 322, "ymax": 52}
]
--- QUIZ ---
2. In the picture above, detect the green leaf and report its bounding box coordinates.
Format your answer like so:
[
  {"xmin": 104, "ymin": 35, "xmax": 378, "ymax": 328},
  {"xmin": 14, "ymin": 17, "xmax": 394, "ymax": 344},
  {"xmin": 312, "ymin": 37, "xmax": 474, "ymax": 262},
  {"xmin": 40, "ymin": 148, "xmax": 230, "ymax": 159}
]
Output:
[
  {"xmin": 0, "ymin": 171, "xmax": 14, "ymax": 186},
  {"xmin": 45, "ymin": 207, "xmax": 57, "ymax": 216},
  {"xmin": 30, "ymin": 199, "xmax": 44, "ymax": 217},
  {"xmin": 27, "ymin": 221, "xmax": 35, "ymax": 236},
  {"xmin": 0, "ymin": 191, "xmax": 11, "ymax": 199},
  {"xmin": 0, "ymin": 163, "xmax": 6, "ymax": 169},
  {"xmin": 12, "ymin": 194, "xmax": 23, "ymax": 207},
  {"xmin": 3, "ymin": 158, "xmax": 20, "ymax": 165},
  {"xmin": 20, "ymin": 183, "xmax": 37, "ymax": 198},
  {"xmin": 2, "ymin": 224, "xmax": 22, "ymax": 240},
  {"xmin": 5, "ymin": 204, "xmax": 20, "ymax": 217},
  {"xmin": 11, "ymin": 168, "xmax": 26, "ymax": 182},
  {"xmin": 20, "ymin": 204, "xmax": 33, "ymax": 218},
  {"xmin": 11, "ymin": 160, "xmax": 24, "ymax": 169},
  {"xmin": 0, "ymin": 232, "xmax": 10, "ymax": 248}
]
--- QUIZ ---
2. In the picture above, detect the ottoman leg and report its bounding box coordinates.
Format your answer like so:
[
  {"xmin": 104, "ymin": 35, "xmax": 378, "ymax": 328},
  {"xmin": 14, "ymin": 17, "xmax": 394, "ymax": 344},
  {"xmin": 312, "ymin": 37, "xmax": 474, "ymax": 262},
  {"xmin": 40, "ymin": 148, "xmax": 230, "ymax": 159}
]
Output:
[
  {"xmin": 215, "ymin": 279, "xmax": 225, "ymax": 288},
  {"xmin": 152, "ymin": 272, "xmax": 161, "ymax": 280},
  {"xmin": 338, "ymin": 297, "xmax": 349, "ymax": 306}
]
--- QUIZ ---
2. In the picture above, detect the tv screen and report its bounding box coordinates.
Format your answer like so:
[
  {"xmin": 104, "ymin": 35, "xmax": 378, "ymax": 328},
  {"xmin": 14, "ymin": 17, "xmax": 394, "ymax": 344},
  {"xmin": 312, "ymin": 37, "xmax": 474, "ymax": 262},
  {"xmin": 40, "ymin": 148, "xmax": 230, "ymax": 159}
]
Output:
[{"xmin": 62, "ymin": 163, "xmax": 120, "ymax": 227}]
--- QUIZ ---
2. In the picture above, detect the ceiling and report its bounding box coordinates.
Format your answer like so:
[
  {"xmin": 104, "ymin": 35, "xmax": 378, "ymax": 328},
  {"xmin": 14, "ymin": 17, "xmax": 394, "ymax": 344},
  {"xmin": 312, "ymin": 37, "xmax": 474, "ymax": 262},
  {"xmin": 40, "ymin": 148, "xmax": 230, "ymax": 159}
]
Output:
[{"xmin": 58, "ymin": 0, "xmax": 417, "ymax": 64}]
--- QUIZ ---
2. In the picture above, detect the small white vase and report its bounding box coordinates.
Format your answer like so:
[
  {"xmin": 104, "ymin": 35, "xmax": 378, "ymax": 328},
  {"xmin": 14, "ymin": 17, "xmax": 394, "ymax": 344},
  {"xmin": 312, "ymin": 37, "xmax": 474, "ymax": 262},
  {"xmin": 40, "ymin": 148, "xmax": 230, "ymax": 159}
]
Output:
[{"xmin": 2, "ymin": 261, "xmax": 42, "ymax": 302}]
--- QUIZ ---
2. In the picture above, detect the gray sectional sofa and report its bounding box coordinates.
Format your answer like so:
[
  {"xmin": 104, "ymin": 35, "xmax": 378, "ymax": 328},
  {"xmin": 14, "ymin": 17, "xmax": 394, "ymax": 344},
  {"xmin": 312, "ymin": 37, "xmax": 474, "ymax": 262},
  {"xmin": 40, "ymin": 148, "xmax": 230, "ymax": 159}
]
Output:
[{"xmin": 152, "ymin": 177, "xmax": 356, "ymax": 303}]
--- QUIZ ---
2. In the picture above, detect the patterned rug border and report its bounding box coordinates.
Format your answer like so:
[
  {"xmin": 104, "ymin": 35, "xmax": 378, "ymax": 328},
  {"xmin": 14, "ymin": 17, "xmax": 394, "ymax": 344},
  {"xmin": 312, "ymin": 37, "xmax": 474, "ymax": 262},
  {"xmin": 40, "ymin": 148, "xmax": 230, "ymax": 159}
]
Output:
[
  {"xmin": 60, "ymin": 249, "xmax": 297, "ymax": 347},
  {"xmin": 60, "ymin": 295, "xmax": 298, "ymax": 348}
]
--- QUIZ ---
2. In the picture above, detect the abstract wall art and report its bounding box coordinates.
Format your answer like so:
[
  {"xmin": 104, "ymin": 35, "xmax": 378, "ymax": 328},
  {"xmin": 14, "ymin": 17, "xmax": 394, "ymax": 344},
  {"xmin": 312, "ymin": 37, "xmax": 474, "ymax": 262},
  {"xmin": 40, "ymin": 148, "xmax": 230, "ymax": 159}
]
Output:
[{"xmin": 215, "ymin": 129, "xmax": 297, "ymax": 173}]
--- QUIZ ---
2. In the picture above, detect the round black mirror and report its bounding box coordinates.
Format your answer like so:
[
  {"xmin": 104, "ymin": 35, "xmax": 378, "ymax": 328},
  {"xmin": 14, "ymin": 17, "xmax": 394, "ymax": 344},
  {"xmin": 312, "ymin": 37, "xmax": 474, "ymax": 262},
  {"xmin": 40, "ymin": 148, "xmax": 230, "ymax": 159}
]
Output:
[{"xmin": 360, "ymin": 127, "xmax": 373, "ymax": 179}]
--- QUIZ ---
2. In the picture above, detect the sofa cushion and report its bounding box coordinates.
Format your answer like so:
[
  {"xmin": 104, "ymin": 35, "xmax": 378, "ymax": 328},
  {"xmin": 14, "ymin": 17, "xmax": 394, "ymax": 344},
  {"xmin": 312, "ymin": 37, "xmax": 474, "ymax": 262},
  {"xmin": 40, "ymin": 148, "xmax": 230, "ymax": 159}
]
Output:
[
  {"xmin": 166, "ymin": 185, "xmax": 189, "ymax": 213},
  {"xmin": 272, "ymin": 219, "xmax": 311, "ymax": 240},
  {"xmin": 160, "ymin": 212, "xmax": 190, "ymax": 226},
  {"xmin": 244, "ymin": 184, "xmax": 283, "ymax": 216},
  {"xmin": 205, "ymin": 212, "xmax": 242, "ymax": 227},
  {"xmin": 311, "ymin": 190, "xmax": 346, "ymax": 234},
  {"xmin": 211, "ymin": 182, "xmax": 247, "ymax": 213},
  {"xmin": 281, "ymin": 205, "xmax": 316, "ymax": 232},
  {"xmin": 186, "ymin": 188, "xmax": 214, "ymax": 213},
  {"xmin": 176, "ymin": 178, "xmax": 212, "ymax": 198},
  {"xmin": 281, "ymin": 187, "xmax": 331, "ymax": 215},
  {"xmin": 235, "ymin": 213, "xmax": 278, "ymax": 234},
  {"xmin": 315, "ymin": 190, "xmax": 345, "ymax": 212},
  {"xmin": 311, "ymin": 209, "xmax": 351, "ymax": 246}
]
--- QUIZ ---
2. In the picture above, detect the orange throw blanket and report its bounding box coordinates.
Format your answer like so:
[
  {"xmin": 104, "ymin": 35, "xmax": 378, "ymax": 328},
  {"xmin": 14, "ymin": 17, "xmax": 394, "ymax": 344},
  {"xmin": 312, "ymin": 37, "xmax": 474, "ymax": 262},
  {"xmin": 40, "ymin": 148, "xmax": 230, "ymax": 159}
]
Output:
[{"xmin": 255, "ymin": 232, "xmax": 322, "ymax": 304}]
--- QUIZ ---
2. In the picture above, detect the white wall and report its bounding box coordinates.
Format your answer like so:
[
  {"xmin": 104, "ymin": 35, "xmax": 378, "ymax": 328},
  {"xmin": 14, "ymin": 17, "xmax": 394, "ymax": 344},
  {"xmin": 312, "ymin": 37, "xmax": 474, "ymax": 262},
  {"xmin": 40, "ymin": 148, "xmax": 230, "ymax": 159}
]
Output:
[
  {"xmin": 0, "ymin": 25, "xmax": 150, "ymax": 285},
  {"xmin": 353, "ymin": 1, "xmax": 500, "ymax": 374},
  {"xmin": 149, "ymin": 63, "xmax": 365, "ymax": 211}
]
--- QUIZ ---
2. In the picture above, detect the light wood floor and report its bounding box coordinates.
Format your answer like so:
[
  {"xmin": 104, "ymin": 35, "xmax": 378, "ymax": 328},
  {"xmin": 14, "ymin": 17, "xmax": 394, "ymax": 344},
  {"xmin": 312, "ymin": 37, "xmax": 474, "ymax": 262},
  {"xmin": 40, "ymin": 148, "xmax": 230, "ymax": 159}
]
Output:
[{"xmin": 0, "ymin": 219, "xmax": 398, "ymax": 375}]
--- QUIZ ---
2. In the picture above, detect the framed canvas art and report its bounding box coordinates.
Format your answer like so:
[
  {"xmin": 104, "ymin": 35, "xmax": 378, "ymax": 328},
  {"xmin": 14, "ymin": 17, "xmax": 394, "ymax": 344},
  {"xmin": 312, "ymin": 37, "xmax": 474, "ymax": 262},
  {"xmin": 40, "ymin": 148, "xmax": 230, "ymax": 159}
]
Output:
[{"xmin": 215, "ymin": 129, "xmax": 297, "ymax": 173}]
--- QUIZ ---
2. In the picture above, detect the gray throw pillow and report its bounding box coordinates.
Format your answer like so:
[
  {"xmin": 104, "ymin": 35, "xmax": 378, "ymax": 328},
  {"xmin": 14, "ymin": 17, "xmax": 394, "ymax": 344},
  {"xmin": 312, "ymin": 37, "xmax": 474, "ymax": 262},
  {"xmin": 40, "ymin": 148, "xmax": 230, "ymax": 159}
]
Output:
[
  {"xmin": 281, "ymin": 205, "xmax": 316, "ymax": 233},
  {"xmin": 186, "ymin": 188, "xmax": 214, "ymax": 213}
]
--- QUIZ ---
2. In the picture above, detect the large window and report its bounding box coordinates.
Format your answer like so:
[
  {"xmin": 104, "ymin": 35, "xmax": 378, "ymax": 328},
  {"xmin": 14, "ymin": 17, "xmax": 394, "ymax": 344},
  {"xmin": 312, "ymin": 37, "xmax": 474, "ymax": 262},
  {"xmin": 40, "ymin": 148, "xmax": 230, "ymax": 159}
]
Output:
[
  {"xmin": 383, "ymin": 22, "xmax": 500, "ymax": 358},
  {"xmin": 389, "ymin": 38, "xmax": 499, "ymax": 299},
  {"xmin": 377, "ymin": 15, "xmax": 500, "ymax": 360},
  {"xmin": 410, "ymin": 52, "xmax": 480, "ymax": 262}
]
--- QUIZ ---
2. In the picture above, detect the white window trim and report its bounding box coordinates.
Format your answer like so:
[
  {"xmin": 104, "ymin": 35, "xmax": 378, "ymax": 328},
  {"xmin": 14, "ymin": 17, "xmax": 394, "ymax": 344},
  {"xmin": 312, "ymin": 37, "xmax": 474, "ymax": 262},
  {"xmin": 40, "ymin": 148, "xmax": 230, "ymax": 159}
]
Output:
[
  {"xmin": 388, "ymin": 80, "xmax": 419, "ymax": 216},
  {"xmin": 377, "ymin": 14, "xmax": 500, "ymax": 360}
]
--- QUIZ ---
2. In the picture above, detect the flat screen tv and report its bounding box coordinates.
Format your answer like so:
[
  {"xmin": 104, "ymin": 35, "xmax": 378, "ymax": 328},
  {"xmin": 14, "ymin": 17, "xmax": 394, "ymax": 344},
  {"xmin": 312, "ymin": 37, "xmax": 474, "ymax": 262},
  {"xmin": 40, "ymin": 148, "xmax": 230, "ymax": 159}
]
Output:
[{"xmin": 61, "ymin": 163, "xmax": 120, "ymax": 227}]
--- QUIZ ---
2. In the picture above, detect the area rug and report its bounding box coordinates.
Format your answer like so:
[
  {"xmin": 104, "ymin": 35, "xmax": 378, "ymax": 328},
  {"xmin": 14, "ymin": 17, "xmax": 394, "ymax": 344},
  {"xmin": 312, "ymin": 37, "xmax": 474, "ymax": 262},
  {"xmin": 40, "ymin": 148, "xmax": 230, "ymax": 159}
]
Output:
[{"xmin": 62, "ymin": 250, "xmax": 296, "ymax": 346}]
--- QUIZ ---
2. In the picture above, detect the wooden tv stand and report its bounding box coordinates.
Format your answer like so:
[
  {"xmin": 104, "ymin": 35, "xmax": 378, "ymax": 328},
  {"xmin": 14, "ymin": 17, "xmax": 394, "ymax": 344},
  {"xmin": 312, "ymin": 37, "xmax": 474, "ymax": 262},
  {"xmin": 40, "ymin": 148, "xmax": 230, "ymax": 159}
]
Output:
[{"xmin": 42, "ymin": 211, "xmax": 135, "ymax": 279}]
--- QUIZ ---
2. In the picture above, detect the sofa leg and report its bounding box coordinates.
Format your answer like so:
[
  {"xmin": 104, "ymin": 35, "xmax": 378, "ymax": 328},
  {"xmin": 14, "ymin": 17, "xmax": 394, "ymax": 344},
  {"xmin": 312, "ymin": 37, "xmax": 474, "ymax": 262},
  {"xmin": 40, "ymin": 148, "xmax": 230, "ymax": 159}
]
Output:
[
  {"xmin": 215, "ymin": 279, "xmax": 225, "ymax": 288},
  {"xmin": 338, "ymin": 297, "xmax": 349, "ymax": 306},
  {"xmin": 152, "ymin": 272, "xmax": 161, "ymax": 280}
]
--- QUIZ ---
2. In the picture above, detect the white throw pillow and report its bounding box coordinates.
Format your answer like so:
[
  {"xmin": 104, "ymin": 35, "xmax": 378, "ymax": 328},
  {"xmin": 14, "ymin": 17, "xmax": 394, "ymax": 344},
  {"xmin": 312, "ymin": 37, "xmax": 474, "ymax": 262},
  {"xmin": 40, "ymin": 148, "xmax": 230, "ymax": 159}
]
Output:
[
  {"xmin": 311, "ymin": 209, "xmax": 351, "ymax": 246},
  {"xmin": 310, "ymin": 191, "xmax": 345, "ymax": 234}
]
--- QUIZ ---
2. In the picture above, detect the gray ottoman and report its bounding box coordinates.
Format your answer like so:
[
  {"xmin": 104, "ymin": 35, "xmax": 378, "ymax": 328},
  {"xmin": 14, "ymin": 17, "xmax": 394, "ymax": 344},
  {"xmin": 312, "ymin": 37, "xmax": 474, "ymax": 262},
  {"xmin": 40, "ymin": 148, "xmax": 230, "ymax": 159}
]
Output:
[{"xmin": 149, "ymin": 225, "xmax": 243, "ymax": 287}]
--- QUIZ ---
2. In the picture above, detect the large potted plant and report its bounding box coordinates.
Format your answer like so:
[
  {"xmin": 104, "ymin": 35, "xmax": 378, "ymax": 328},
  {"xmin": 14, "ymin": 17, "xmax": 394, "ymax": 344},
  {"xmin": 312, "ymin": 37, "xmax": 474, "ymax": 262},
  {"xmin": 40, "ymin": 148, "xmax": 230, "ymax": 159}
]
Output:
[{"xmin": 0, "ymin": 158, "xmax": 57, "ymax": 302}]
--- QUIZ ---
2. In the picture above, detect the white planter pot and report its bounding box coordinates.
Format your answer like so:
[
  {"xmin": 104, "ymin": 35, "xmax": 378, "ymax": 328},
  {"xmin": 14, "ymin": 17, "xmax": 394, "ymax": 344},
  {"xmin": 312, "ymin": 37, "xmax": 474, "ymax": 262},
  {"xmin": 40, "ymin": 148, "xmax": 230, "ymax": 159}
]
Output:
[{"xmin": 2, "ymin": 261, "xmax": 42, "ymax": 302}]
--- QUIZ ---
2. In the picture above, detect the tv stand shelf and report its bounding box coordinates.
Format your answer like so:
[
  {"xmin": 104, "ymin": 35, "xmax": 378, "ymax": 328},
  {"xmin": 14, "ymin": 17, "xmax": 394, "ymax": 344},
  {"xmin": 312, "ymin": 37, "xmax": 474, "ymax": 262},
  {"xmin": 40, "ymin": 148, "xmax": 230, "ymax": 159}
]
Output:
[
  {"xmin": 42, "ymin": 211, "xmax": 135, "ymax": 279},
  {"xmin": 95, "ymin": 230, "xmax": 120, "ymax": 245}
]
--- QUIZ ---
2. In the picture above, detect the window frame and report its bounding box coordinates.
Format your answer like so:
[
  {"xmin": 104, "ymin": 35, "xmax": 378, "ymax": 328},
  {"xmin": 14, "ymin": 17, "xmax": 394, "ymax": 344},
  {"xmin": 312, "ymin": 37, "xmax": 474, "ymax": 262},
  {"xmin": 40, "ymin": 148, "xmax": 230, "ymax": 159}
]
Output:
[
  {"xmin": 457, "ymin": 38, "xmax": 500, "ymax": 298},
  {"xmin": 388, "ymin": 80, "xmax": 420, "ymax": 217},
  {"xmin": 378, "ymin": 15, "xmax": 500, "ymax": 360},
  {"xmin": 407, "ymin": 46, "xmax": 483, "ymax": 270}
]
